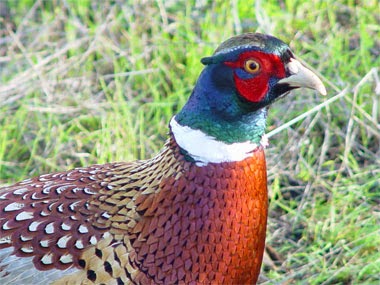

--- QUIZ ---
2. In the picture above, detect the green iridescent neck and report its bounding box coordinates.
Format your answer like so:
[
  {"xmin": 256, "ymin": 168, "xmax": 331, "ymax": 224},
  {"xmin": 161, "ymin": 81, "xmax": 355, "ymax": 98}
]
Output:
[
  {"xmin": 175, "ymin": 63, "xmax": 268, "ymax": 145},
  {"xmin": 175, "ymin": 107, "xmax": 267, "ymax": 144}
]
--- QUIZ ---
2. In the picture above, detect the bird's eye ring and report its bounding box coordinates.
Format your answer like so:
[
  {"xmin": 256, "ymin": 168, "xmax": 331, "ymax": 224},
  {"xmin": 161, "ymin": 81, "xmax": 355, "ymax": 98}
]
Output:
[{"xmin": 244, "ymin": 59, "xmax": 260, "ymax": 74}]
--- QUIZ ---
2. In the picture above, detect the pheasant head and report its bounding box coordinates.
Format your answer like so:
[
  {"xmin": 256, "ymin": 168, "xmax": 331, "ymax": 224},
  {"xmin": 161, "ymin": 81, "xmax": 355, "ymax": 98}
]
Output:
[
  {"xmin": 0, "ymin": 33, "xmax": 326, "ymax": 285},
  {"xmin": 172, "ymin": 33, "xmax": 325, "ymax": 166}
]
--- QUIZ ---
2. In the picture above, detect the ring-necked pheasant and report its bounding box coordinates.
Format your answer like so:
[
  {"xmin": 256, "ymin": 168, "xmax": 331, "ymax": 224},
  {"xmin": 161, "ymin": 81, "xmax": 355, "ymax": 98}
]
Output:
[{"xmin": 0, "ymin": 33, "xmax": 326, "ymax": 284}]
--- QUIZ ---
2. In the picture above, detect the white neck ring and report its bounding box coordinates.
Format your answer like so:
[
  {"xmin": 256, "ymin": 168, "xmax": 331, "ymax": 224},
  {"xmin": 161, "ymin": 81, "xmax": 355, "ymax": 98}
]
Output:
[{"xmin": 170, "ymin": 117, "xmax": 266, "ymax": 167}]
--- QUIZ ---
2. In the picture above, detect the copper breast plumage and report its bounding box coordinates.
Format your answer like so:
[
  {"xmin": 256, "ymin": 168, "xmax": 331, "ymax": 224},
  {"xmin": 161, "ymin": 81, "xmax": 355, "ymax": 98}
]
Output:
[{"xmin": 0, "ymin": 137, "xmax": 268, "ymax": 284}]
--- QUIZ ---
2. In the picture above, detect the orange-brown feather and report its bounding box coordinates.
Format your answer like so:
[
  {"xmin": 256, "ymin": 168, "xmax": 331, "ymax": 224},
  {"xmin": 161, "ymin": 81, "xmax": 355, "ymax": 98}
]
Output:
[{"xmin": 1, "ymin": 136, "xmax": 267, "ymax": 284}]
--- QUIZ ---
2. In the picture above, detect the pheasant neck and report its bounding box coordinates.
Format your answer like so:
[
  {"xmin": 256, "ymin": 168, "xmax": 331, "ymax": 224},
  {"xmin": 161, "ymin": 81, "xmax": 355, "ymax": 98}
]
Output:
[
  {"xmin": 170, "ymin": 117, "xmax": 268, "ymax": 167},
  {"xmin": 174, "ymin": 64, "xmax": 268, "ymax": 145}
]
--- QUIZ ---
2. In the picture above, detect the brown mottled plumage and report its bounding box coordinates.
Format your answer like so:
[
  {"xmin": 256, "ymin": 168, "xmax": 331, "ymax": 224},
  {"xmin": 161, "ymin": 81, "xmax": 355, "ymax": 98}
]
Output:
[{"xmin": 1, "ymin": 137, "xmax": 267, "ymax": 284}]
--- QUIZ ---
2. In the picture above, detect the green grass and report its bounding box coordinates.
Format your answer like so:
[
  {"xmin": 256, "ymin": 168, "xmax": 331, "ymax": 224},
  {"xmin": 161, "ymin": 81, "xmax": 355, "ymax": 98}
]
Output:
[{"xmin": 0, "ymin": 0, "xmax": 379, "ymax": 284}]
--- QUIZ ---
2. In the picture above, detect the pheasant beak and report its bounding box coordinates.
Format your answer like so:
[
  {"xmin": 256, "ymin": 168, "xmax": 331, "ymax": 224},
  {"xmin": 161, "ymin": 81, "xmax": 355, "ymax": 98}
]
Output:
[{"xmin": 278, "ymin": 58, "xmax": 327, "ymax": 95}]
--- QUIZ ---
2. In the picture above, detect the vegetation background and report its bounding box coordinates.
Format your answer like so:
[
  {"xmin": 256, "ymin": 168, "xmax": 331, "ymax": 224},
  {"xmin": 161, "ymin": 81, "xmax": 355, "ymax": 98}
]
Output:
[{"xmin": 0, "ymin": 0, "xmax": 379, "ymax": 284}]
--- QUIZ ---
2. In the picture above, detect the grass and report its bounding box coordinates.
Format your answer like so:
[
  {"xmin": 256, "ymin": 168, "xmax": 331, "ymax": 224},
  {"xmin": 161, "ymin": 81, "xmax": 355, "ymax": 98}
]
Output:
[{"xmin": 0, "ymin": 0, "xmax": 379, "ymax": 284}]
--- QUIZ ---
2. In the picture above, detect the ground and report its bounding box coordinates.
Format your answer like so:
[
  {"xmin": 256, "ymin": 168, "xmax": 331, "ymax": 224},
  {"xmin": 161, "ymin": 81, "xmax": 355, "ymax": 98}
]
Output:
[{"xmin": 0, "ymin": 1, "xmax": 379, "ymax": 284}]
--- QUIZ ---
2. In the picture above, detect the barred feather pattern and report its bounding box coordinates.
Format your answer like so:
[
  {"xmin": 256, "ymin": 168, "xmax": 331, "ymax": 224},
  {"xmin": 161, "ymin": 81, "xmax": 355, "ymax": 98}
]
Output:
[{"xmin": 0, "ymin": 136, "xmax": 268, "ymax": 284}]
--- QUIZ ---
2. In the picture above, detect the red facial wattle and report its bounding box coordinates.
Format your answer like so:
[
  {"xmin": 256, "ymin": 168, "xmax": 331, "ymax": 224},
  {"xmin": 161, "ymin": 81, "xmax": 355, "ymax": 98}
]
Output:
[{"xmin": 224, "ymin": 51, "xmax": 286, "ymax": 102}]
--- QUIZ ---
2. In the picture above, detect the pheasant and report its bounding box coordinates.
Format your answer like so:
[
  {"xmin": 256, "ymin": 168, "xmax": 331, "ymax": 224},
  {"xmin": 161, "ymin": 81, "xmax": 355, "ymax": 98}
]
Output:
[{"xmin": 0, "ymin": 33, "xmax": 326, "ymax": 284}]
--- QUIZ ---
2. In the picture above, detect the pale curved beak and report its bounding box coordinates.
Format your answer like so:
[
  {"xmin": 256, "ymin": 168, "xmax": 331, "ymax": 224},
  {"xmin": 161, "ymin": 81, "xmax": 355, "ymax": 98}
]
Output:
[{"xmin": 278, "ymin": 58, "xmax": 327, "ymax": 96}]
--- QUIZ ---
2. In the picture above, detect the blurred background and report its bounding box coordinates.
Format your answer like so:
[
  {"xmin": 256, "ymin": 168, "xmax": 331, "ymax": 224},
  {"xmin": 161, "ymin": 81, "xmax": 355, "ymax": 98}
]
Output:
[{"xmin": 0, "ymin": 1, "xmax": 379, "ymax": 284}]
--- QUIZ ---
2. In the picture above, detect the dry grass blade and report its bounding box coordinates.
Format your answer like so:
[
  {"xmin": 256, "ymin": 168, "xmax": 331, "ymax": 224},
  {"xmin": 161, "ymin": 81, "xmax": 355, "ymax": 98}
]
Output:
[{"xmin": 267, "ymin": 88, "xmax": 349, "ymax": 139}]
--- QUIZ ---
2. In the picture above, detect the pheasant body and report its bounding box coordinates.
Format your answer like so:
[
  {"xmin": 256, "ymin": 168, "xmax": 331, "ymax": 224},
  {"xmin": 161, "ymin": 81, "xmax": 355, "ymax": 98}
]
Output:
[
  {"xmin": 1, "ymin": 137, "xmax": 267, "ymax": 284},
  {"xmin": 0, "ymin": 33, "xmax": 326, "ymax": 284}
]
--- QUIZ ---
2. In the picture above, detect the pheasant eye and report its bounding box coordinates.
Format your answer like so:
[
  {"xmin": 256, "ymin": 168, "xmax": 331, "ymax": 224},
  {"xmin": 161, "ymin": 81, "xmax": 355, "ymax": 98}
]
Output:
[{"xmin": 244, "ymin": 59, "xmax": 260, "ymax": 74}]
